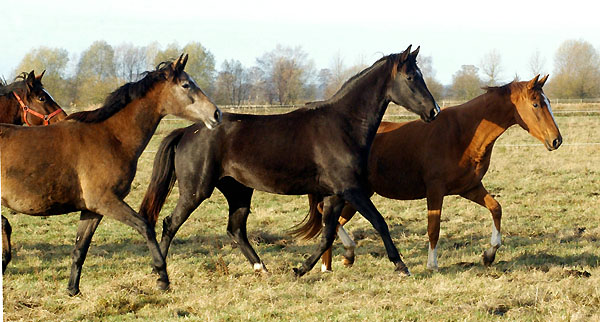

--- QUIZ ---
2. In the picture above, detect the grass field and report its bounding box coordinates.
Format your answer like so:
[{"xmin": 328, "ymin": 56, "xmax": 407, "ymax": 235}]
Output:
[{"xmin": 2, "ymin": 104, "xmax": 599, "ymax": 321}]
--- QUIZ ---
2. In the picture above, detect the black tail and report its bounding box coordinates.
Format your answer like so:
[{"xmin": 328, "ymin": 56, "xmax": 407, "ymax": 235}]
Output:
[
  {"xmin": 139, "ymin": 128, "xmax": 186, "ymax": 227},
  {"xmin": 289, "ymin": 194, "xmax": 325, "ymax": 240}
]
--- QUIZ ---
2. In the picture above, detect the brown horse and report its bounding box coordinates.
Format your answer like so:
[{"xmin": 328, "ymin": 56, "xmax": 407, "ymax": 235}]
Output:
[
  {"xmin": 0, "ymin": 70, "xmax": 66, "ymax": 125},
  {"xmin": 1, "ymin": 70, "xmax": 67, "ymax": 276},
  {"xmin": 1, "ymin": 55, "xmax": 221, "ymax": 295},
  {"xmin": 139, "ymin": 46, "xmax": 440, "ymax": 277},
  {"xmin": 295, "ymin": 75, "xmax": 562, "ymax": 272}
]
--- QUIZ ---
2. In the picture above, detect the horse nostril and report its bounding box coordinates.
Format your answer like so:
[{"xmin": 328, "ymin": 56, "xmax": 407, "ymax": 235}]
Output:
[
  {"xmin": 429, "ymin": 109, "xmax": 437, "ymax": 120},
  {"xmin": 552, "ymin": 137, "xmax": 562, "ymax": 149}
]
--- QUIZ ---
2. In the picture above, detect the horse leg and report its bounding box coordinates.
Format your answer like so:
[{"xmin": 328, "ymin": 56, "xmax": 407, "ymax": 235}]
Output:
[
  {"xmin": 425, "ymin": 186, "xmax": 444, "ymax": 271},
  {"xmin": 217, "ymin": 180, "xmax": 266, "ymax": 273},
  {"xmin": 342, "ymin": 188, "xmax": 410, "ymax": 276},
  {"xmin": 2, "ymin": 215, "xmax": 12, "ymax": 273},
  {"xmin": 322, "ymin": 204, "xmax": 358, "ymax": 271},
  {"xmin": 159, "ymin": 190, "xmax": 210, "ymax": 258},
  {"xmin": 460, "ymin": 183, "xmax": 502, "ymax": 266},
  {"xmin": 92, "ymin": 197, "xmax": 170, "ymax": 291},
  {"xmin": 67, "ymin": 211, "xmax": 102, "ymax": 296},
  {"xmin": 294, "ymin": 195, "xmax": 344, "ymax": 277},
  {"xmin": 338, "ymin": 203, "xmax": 357, "ymax": 268}
]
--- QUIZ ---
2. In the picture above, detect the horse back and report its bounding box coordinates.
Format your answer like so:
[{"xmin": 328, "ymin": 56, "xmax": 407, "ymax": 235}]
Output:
[{"xmin": 182, "ymin": 111, "xmax": 360, "ymax": 196}]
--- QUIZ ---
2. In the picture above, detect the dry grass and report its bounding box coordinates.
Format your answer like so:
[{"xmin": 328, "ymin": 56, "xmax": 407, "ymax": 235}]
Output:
[{"xmin": 2, "ymin": 109, "xmax": 599, "ymax": 321}]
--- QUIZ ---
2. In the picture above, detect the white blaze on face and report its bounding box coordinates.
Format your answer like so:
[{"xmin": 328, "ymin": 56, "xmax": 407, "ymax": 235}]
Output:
[
  {"xmin": 542, "ymin": 93, "xmax": 557, "ymax": 124},
  {"xmin": 427, "ymin": 242, "xmax": 438, "ymax": 270},
  {"xmin": 491, "ymin": 224, "xmax": 502, "ymax": 248}
]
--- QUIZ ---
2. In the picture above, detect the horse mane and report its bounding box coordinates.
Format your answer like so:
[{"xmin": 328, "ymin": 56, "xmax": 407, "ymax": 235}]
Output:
[
  {"xmin": 0, "ymin": 73, "xmax": 27, "ymax": 96},
  {"xmin": 331, "ymin": 54, "xmax": 400, "ymax": 99},
  {"xmin": 484, "ymin": 80, "xmax": 531, "ymax": 97},
  {"xmin": 65, "ymin": 62, "xmax": 172, "ymax": 123}
]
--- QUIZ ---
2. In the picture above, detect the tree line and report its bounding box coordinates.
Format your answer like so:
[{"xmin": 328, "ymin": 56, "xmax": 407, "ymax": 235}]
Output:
[{"xmin": 10, "ymin": 39, "xmax": 600, "ymax": 109}]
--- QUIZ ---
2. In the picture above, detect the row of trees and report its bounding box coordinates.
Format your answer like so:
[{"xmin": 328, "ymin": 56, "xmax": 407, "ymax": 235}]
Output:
[{"xmin": 10, "ymin": 39, "xmax": 600, "ymax": 108}]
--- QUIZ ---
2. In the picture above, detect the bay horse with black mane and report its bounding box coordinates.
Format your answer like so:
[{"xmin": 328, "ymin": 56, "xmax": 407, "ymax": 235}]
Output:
[
  {"xmin": 295, "ymin": 75, "xmax": 562, "ymax": 272},
  {"xmin": 1, "ymin": 70, "xmax": 67, "ymax": 278},
  {"xmin": 1, "ymin": 55, "xmax": 221, "ymax": 295},
  {"xmin": 140, "ymin": 45, "xmax": 440, "ymax": 277}
]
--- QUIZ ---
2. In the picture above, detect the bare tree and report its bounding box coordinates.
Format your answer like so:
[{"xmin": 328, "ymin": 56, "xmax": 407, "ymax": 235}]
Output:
[
  {"xmin": 114, "ymin": 43, "xmax": 149, "ymax": 82},
  {"xmin": 479, "ymin": 49, "xmax": 503, "ymax": 86},
  {"xmin": 215, "ymin": 59, "xmax": 249, "ymax": 105},
  {"xmin": 450, "ymin": 65, "xmax": 483, "ymax": 100},
  {"xmin": 256, "ymin": 45, "xmax": 315, "ymax": 105},
  {"xmin": 529, "ymin": 49, "xmax": 546, "ymax": 77},
  {"xmin": 547, "ymin": 39, "xmax": 600, "ymax": 98}
]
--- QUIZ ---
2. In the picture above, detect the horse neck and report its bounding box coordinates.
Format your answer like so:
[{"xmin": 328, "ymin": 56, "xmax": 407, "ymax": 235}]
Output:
[
  {"xmin": 329, "ymin": 62, "xmax": 391, "ymax": 148},
  {"xmin": 101, "ymin": 87, "xmax": 165, "ymax": 158},
  {"xmin": 456, "ymin": 91, "xmax": 517, "ymax": 159},
  {"xmin": 0, "ymin": 94, "xmax": 23, "ymax": 125}
]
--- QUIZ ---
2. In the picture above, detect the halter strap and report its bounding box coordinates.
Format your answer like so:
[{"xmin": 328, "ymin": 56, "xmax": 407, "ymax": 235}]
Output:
[{"xmin": 12, "ymin": 91, "xmax": 64, "ymax": 126}]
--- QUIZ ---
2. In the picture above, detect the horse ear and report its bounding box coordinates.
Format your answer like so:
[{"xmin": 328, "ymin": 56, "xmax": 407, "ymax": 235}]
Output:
[
  {"xmin": 26, "ymin": 70, "xmax": 36, "ymax": 89},
  {"xmin": 173, "ymin": 54, "xmax": 188, "ymax": 75},
  {"xmin": 410, "ymin": 46, "xmax": 420, "ymax": 59},
  {"xmin": 527, "ymin": 74, "xmax": 540, "ymax": 89},
  {"xmin": 400, "ymin": 44, "xmax": 412, "ymax": 62},
  {"xmin": 538, "ymin": 74, "xmax": 549, "ymax": 87},
  {"xmin": 36, "ymin": 70, "xmax": 46, "ymax": 81}
]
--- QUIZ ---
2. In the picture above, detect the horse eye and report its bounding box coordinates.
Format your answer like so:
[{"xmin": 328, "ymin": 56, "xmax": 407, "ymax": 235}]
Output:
[
  {"xmin": 533, "ymin": 103, "xmax": 538, "ymax": 108},
  {"xmin": 38, "ymin": 96, "xmax": 46, "ymax": 102},
  {"xmin": 407, "ymin": 76, "xmax": 412, "ymax": 81},
  {"xmin": 182, "ymin": 83, "xmax": 190, "ymax": 89}
]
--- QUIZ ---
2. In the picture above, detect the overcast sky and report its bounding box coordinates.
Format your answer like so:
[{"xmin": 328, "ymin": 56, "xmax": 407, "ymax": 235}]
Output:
[{"xmin": 3, "ymin": 0, "xmax": 599, "ymax": 85}]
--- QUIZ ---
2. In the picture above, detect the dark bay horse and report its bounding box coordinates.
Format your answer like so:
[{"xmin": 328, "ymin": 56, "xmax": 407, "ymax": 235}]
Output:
[
  {"xmin": 1, "ymin": 70, "xmax": 67, "ymax": 277},
  {"xmin": 295, "ymin": 75, "xmax": 562, "ymax": 272},
  {"xmin": 1, "ymin": 55, "xmax": 221, "ymax": 295},
  {"xmin": 0, "ymin": 70, "xmax": 66, "ymax": 125},
  {"xmin": 140, "ymin": 46, "xmax": 440, "ymax": 277}
]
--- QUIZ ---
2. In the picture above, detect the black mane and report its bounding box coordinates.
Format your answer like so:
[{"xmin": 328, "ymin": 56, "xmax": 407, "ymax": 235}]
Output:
[{"xmin": 66, "ymin": 62, "xmax": 172, "ymax": 123}]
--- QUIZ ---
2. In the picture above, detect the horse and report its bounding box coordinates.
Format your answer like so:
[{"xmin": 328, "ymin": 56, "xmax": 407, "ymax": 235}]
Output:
[
  {"xmin": 139, "ymin": 45, "xmax": 440, "ymax": 277},
  {"xmin": 0, "ymin": 70, "xmax": 66, "ymax": 125},
  {"xmin": 294, "ymin": 75, "xmax": 563, "ymax": 272},
  {"xmin": 1, "ymin": 70, "xmax": 67, "ymax": 278},
  {"xmin": 1, "ymin": 54, "xmax": 221, "ymax": 296}
]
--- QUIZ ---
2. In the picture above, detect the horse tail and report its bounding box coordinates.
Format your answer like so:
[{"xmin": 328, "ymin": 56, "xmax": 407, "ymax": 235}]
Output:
[
  {"xmin": 289, "ymin": 194, "xmax": 324, "ymax": 240},
  {"xmin": 139, "ymin": 128, "xmax": 186, "ymax": 227}
]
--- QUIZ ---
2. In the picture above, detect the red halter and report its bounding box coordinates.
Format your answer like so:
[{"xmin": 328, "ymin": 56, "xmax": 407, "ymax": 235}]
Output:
[{"xmin": 12, "ymin": 91, "xmax": 64, "ymax": 126}]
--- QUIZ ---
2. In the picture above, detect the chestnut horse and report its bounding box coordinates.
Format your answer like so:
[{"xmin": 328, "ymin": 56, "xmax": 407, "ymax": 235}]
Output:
[
  {"xmin": 1, "ymin": 55, "xmax": 221, "ymax": 295},
  {"xmin": 139, "ymin": 46, "xmax": 440, "ymax": 277},
  {"xmin": 1, "ymin": 70, "xmax": 67, "ymax": 276},
  {"xmin": 295, "ymin": 75, "xmax": 562, "ymax": 271}
]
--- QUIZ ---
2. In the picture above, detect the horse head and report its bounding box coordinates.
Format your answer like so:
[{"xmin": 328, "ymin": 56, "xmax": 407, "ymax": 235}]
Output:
[
  {"xmin": 158, "ymin": 54, "xmax": 221, "ymax": 129},
  {"xmin": 386, "ymin": 45, "xmax": 440, "ymax": 123},
  {"xmin": 512, "ymin": 75, "xmax": 562, "ymax": 151}
]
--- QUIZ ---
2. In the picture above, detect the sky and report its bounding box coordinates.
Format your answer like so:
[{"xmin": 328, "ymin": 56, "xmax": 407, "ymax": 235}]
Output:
[{"xmin": 3, "ymin": 0, "xmax": 599, "ymax": 85}]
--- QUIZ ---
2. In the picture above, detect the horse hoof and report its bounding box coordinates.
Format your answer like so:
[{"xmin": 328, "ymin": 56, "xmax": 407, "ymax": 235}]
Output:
[
  {"xmin": 426, "ymin": 265, "xmax": 439, "ymax": 272},
  {"xmin": 156, "ymin": 279, "xmax": 170, "ymax": 291},
  {"xmin": 482, "ymin": 249, "xmax": 496, "ymax": 267},
  {"xmin": 67, "ymin": 287, "xmax": 80, "ymax": 297},
  {"xmin": 293, "ymin": 267, "xmax": 305, "ymax": 277},
  {"xmin": 395, "ymin": 263, "xmax": 411, "ymax": 277},
  {"xmin": 342, "ymin": 257, "xmax": 354, "ymax": 268}
]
